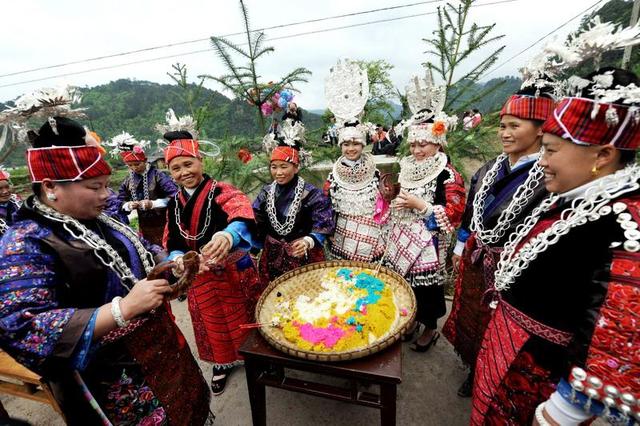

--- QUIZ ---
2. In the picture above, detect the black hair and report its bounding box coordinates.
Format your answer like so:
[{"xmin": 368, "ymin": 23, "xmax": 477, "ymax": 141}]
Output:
[
  {"xmin": 619, "ymin": 149, "xmax": 637, "ymax": 165},
  {"xmin": 579, "ymin": 67, "xmax": 640, "ymax": 104},
  {"xmin": 163, "ymin": 130, "xmax": 193, "ymax": 142},
  {"xmin": 30, "ymin": 116, "xmax": 87, "ymax": 148},
  {"xmin": 472, "ymin": 108, "xmax": 480, "ymax": 113}
]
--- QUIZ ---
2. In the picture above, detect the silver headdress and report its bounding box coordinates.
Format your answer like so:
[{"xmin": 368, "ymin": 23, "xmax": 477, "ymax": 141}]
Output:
[
  {"xmin": 155, "ymin": 108, "xmax": 199, "ymax": 139},
  {"xmin": 105, "ymin": 131, "xmax": 151, "ymax": 157},
  {"xmin": 155, "ymin": 108, "xmax": 219, "ymax": 157},
  {"xmin": 325, "ymin": 59, "xmax": 371, "ymax": 144},
  {"xmin": 0, "ymin": 85, "xmax": 85, "ymax": 143},
  {"xmin": 398, "ymin": 71, "xmax": 457, "ymax": 146},
  {"xmin": 262, "ymin": 118, "xmax": 313, "ymax": 166}
]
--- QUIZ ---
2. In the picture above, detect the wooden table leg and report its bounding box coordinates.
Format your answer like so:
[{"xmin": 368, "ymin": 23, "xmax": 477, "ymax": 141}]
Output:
[
  {"xmin": 380, "ymin": 383, "xmax": 397, "ymax": 426},
  {"xmin": 244, "ymin": 358, "xmax": 267, "ymax": 426}
]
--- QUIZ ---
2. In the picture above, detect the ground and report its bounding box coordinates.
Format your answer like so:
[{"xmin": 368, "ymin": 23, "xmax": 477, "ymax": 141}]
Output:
[{"xmin": 1, "ymin": 300, "xmax": 473, "ymax": 425}]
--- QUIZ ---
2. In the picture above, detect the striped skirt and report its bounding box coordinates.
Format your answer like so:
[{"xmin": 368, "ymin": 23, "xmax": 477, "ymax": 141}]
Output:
[{"xmin": 186, "ymin": 254, "xmax": 264, "ymax": 368}]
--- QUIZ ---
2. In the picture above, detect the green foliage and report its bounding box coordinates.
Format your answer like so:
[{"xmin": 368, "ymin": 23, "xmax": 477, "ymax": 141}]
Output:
[
  {"xmin": 422, "ymin": 0, "xmax": 505, "ymax": 113},
  {"xmin": 446, "ymin": 112, "xmax": 502, "ymax": 179},
  {"xmin": 354, "ymin": 60, "xmax": 397, "ymax": 124},
  {"xmin": 201, "ymin": 0, "xmax": 311, "ymax": 133}
]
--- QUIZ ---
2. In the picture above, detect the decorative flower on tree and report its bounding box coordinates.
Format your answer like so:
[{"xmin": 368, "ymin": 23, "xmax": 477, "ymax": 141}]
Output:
[{"xmin": 237, "ymin": 148, "xmax": 253, "ymax": 164}]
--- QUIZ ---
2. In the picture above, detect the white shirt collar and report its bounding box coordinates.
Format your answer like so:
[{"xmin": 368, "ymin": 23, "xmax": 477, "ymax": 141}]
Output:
[
  {"xmin": 184, "ymin": 187, "xmax": 196, "ymax": 196},
  {"xmin": 510, "ymin": 152, "xmax": 541, "ymax": 171},
  {"xmin": 557, "ymin": 177, "xmax": 605, "ymax": 201}
]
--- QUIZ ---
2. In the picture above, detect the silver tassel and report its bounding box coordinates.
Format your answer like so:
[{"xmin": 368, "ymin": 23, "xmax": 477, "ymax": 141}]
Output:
[
  {"xmin": 605, "ymin": 105, "xmax": 620, "ymax": 127},
  {"xmin": 47, "ymin": 117, "xmax": 59, "ymax": 135}
]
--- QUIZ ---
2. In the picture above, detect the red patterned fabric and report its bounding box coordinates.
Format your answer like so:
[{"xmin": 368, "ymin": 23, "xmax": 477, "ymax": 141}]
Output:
[
  {"xmin": 163, "ymin": 139, "xmax": 201, "ymax": 164},
  {"xmin": 442, "ymin": 235, "xmax": 495, "ymax": 367},
  {"xmin": 120, "ymin": 150, "xmax": 146, "ymax": 163},
  {"xmin": 581, "ymin": 199, "xmax": 640, "ymax": 403},
  {"xmin": 271, "ymin": 146, "xmax": 299, "ymax": 165},
  {"xmin": 27, "ymin": 146, "xmax": 112, "ymax": 183},
  {"xmin": 471, "ymin": 302, "xmax": 531, "ymax": 425},
  {"xmin": 214, "ymin": 181, "xmax": 256, "ymax": 223},
  {"xmin": 259, "ymin": 235, "xmax": 325, "ymax": 283},
  {"xmin": 442, "ymin": 164, "xmax": 466, "ymax": 229},
  {"xmin": 542, "ymin": 97, "xmax": 640, "ymax": 150},
  {"xmin": 500, "ymin": 95, "xmax": 555, "ymax": 122},
  {"xmin": 186, "ymin": 259, "xmax": 262, "ymax": 367}
]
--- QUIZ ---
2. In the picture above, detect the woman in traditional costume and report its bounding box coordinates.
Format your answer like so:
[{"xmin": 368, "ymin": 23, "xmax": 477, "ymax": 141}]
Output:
[
  {"xmin": 442, "ymin": 79, "xmax": 554, "ymax": 397},
  {"xmin": 109, "ymin": 132, "xmax": 178, "ymax": 246},
  {"xmin": 0, "ymin": 114, "xmax": 211, "ymax": 425},
  {"xmin": 0, "ymin": 168, "xmax": 21, "ymax": 237},
  {"xmin": 160, "ymin": 112, "xmax": 264, "ymax": 395},
  {"xmin": 383, "ymin": 75, "xmax": 466, "ymax": 352},
  {"xmin": 324, "ymin": 60, "xmax": 385, "ymax": 262},
  {"xmin": 253, "ymin": 119, "xmax": 334, "ymax": 283},
  {"xmin": 471, "ymin": 22, "xmax": 640, "ymax": 425}
]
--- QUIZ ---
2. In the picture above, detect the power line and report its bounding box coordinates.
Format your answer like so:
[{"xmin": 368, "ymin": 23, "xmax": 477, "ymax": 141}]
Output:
[
  {"xmin": 0, "ymin": 0, "xmax": 519, "ymax": 90},
  {"xmin": 0, "ymin": 0, "xmax": 444, "ymax": 79},
  {"xmin": 484, "ymin": 0, "xmax": 605, "ymax": 77}
]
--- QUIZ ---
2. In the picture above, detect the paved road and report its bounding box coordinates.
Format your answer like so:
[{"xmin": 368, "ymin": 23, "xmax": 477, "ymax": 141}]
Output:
[{"xmin": 1, "ymin": 300, "xmax": 472, "ymax": 425}]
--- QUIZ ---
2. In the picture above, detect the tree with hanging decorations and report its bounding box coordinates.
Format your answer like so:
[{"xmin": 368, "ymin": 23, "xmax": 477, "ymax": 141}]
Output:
[{"xmin": 201, "ymin": 0, "xmax": 311, "ymax": 134}]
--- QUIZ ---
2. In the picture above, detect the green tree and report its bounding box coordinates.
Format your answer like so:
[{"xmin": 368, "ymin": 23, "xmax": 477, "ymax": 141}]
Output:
[
  {"xmin": 422, "ymin": 0, "xmax": 506, "ymax": 113},
  {"xmin": 354, "ymin": 60, "xmax": 396, "ymax": 124},
  {"xmin": 201, "ymin": 0, "xmax": 311, "ymax": 133}
]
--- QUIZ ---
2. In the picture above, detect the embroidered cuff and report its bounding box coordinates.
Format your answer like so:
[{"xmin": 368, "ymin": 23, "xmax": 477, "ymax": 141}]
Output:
[
  {"xmin": 457, "ymin": 228, "xmax": 471, "ymax": 242},
  {"xmin": 310, "ymin": 232, "xmax": 326, "ymax": 246},
  {"xmin": 433, "ymin": 205, "xmax": 454, "ymax": 233},
  {"xmin": 545, "ymin": 391, "xmax": 592, "ymax": 425},
  {"xmin": 453, "ymin": 240, "xmax": 466, "ymax": 256}
]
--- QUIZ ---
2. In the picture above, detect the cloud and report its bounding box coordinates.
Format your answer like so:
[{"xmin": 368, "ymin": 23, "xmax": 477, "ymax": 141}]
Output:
[{"xmin": 0, "ymin": 0, "xmax": 588, "ymax": 110}]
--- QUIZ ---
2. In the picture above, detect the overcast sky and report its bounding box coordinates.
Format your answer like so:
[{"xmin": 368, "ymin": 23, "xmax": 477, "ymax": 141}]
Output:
[{"xmin": 0, "ymin": 0, "xmax": 606, "ymax": 110}]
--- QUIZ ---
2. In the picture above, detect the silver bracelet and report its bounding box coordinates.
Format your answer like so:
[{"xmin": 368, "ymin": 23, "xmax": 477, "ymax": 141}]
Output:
[
  {"xmin": 535, "ymin": 402, "xmax": 551, "ymax": 426},
  {"xmin": 110, "ymin": 296, "xmax": 130, "ymax": 328},
  {"xmin": 303, "ymin": 236, "xmax": 315, "ymax": 250}
]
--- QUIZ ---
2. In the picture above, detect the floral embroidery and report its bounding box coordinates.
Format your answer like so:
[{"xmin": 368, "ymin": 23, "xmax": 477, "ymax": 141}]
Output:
[{"xmin": 104, "ymin": 370, "xmax": 167, "ymax": 426}]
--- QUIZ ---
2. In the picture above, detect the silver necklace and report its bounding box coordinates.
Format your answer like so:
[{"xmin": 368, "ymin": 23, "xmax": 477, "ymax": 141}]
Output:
[
  {"xmin": 174, "ymin": 181, "xmax": 217, "ymax": 241},
  {"xmin": 471, "ymin": 152, "xmax": 545, "ymax": 245},
  {"xmin": 32, "ymin": 197, "xmax": 155, "ymax": 290},
  {"xmin": 0, "ymin": 219, "xmax": 7, "ymax": 234},
  {"xmin": 266, "ymin": 177, "xmax": 305, "ymax": 236},
  {"xmin": 493, "ymin": 164, "xmax": 640, "ymax": 293},
  {"xmin": 398, "ymin": 152, "xmax": 447, "ymax": 189},
  {"xmin": 332, "ymin": 154, "xmax": 376, "ymax": 190},
  {"xmin": 129, "ymin": 164, "xmax": 150, "ymax": 202}
]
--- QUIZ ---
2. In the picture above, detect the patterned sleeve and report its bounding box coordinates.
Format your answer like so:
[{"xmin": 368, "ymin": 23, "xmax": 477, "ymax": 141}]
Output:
[
  {"xmin": 251, "ymin": 185, "xmax": 269, "ymax": 245},
  {"xmin": 0, "ymin": 222, "xmax": 95, "ymax": 375},
  {"xmin": 552, "ymin": 201, "xmax": 640, "ymax": 421},
  {"xmin": 306, "ymin": 184, "xmax": 335, "ymax": 238},
  {"xmin": 215, "ymin": 181, "xmax": 256, "ymax": 222},
  {"xmin": 117, "ymin": 176, "xmax": 131, "ymax": 206},
  {"xmin": 430, "ymin": 165, "xmax": 466, "ymax": 234}
]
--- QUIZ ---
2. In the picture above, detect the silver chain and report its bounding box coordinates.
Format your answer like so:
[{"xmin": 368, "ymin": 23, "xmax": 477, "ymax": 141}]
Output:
[
  {"xmin": 0, "ymin": 196, "xmax": 21, "ymax": 235},
  {"xmin": 173, "ymin": 181, "xmax": 217, "ymax": 241},
  {"xmin": 32, "ymin": 197, "xmax": 155, "ymax": 291},
  {"xmin": 493, "ymin": 164, "xmax": 640, "ymax": 292},
  {"xmin": 471, "ymin": 152, "xmax": 545, "ymax": 245},
  {"xmin": 266, "ymin": 177, "xmax": 305, "ymax": 236},
  {"xmin": 128, "ymin": 164, "xmax": 150, "ymax": 202},
  {"xmin": 0, "ymin": 219, "xmax": 7, "ymax": 234}
]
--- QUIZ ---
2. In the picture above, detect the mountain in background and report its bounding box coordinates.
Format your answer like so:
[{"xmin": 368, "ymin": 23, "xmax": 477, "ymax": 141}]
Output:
[{"xmin": 0, "ymin": 79, "xmax": 324, "ymax": 167}]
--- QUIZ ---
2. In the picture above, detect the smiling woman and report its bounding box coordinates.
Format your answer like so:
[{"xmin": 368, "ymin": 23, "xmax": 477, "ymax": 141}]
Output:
[
  {"xmin": 162, "ymin": 127, "xmax": 266, "ymax": 396},
  {"xmin": 0, "ymin": 116, "xmax": 212, "ymax": 425}
]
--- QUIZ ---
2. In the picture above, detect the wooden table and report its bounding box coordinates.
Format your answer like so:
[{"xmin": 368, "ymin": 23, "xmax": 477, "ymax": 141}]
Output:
[{"xmin": 239, "ymin": 331, "xmax": 402, "ymax": 426}]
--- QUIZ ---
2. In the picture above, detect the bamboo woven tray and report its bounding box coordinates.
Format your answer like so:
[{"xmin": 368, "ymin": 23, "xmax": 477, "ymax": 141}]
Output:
[{"xmin": 255, "ymin": 260, "xmax": 417, "ymax": 361}]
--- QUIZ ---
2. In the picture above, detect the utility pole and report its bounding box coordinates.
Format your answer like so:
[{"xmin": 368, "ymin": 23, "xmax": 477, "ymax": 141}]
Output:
[{"xmin": 621, "ymin": 0, "xmax": 640, "ymax": 69}]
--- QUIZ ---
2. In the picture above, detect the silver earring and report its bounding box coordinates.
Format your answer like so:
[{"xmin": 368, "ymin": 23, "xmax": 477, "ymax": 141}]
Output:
[{"xmin": 46, "ymin": 192, "xmax": 57, "ymax": 201}]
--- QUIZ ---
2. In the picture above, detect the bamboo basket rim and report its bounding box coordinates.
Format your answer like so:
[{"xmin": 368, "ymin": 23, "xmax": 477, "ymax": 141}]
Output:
[{"xmin": 255, "ymin": 260, "xmax": 417, "ymax": 362}]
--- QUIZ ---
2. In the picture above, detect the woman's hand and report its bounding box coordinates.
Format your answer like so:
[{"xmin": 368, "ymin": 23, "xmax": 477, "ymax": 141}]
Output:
[
  {"xmin": 290, "ymin": 238, "xmax": 309, "ymax": 258},
  {"xmin": 139, "ymin": 200, "xmax": 153, "ymax": 210},
  {"xmin": 201, "ymin": 234, "xmax": 232, "ymax": 265},
  {"xmin": 120, "ymin": 278, "xmax": 172, "ymax": 319},
  {"xmin": 451, "ymin": 254, "xmax": 462, "ymax": 274},
  {"xmin": 394, "ymin": 190, "xmax": 427, "ymax": 211},
  {"xmin": 128, "ymin": 201, "xmax": 140, "ymax": 210}
]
